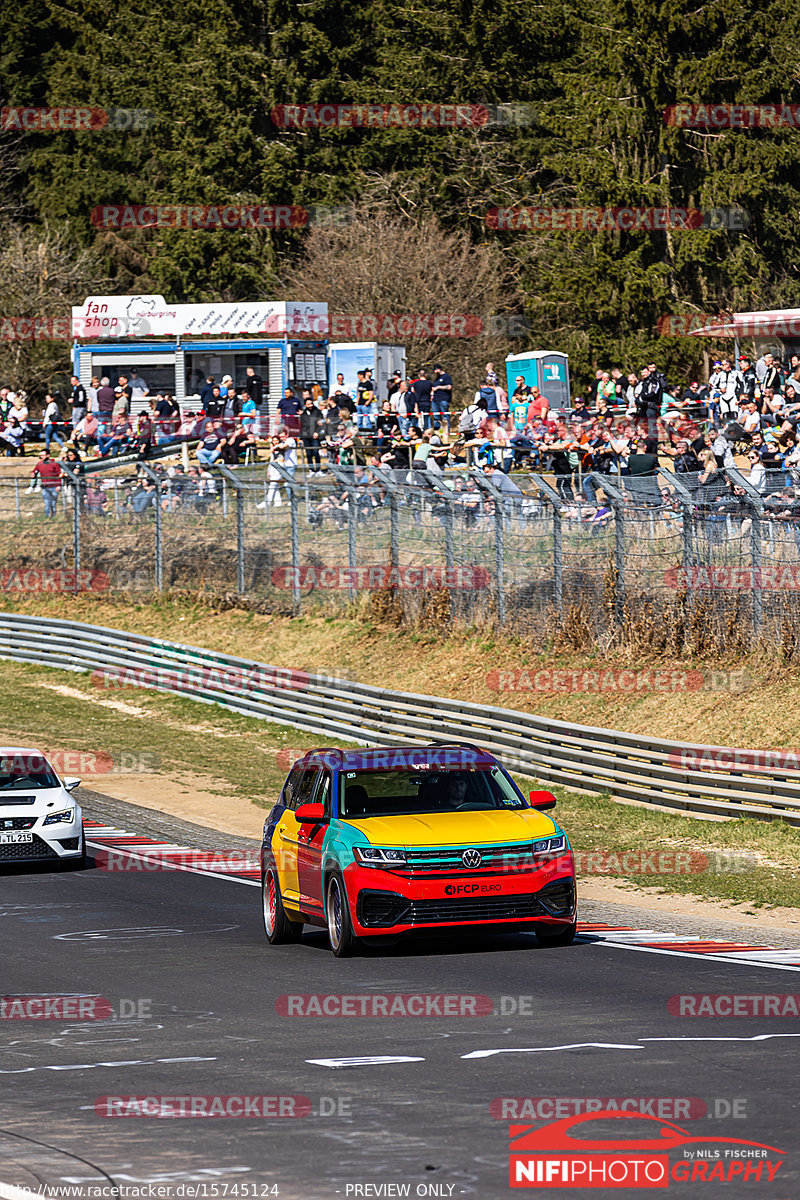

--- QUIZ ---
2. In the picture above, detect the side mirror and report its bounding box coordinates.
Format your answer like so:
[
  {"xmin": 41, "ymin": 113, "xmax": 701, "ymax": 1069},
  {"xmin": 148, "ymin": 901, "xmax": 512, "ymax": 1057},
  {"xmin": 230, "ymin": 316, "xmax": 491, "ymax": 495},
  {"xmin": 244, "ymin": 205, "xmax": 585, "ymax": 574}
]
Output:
[
  {"xmin": 529, "ymin": 790, "xmax": 556, "ymax": 811},
  {"xmin": 294, "ymin": 802, "xmax": 327, "ymax": 824},
  {"xmin": 64, "ymin": 778, "xmax": 81, "ymax": 792}
]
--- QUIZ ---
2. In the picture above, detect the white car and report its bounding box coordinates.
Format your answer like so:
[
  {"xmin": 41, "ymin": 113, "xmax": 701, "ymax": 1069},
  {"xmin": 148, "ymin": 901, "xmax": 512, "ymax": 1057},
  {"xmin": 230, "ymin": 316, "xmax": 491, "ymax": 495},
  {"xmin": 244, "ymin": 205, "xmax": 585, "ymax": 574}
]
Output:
[{"xmin": 0, "ymin": 747, "xmax": 85, "ymax": 868}]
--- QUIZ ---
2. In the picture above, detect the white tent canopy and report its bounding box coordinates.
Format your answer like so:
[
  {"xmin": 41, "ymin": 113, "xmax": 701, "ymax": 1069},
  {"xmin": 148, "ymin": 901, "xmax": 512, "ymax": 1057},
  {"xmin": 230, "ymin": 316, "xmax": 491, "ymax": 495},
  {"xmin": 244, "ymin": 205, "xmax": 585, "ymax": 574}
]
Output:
[{"xmin": 690, "ymin": 307, "xmax": 800, "ymax": 339}]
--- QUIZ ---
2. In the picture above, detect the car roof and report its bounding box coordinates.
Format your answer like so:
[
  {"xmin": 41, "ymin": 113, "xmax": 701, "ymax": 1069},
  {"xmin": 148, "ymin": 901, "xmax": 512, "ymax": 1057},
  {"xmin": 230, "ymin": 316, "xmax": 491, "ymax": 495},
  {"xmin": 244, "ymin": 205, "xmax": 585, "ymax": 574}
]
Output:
[{"xmin": 294, "ymin": 744, "xmax": 499, "ymax": 771}]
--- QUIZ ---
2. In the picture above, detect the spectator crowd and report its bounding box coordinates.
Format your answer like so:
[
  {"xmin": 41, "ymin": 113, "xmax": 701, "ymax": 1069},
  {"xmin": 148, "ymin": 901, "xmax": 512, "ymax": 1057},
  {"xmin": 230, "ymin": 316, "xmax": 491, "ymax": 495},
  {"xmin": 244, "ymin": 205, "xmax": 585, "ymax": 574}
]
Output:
[{"xmin": 3, "ymin": 347, "xmax": 800, "ymax": 519}]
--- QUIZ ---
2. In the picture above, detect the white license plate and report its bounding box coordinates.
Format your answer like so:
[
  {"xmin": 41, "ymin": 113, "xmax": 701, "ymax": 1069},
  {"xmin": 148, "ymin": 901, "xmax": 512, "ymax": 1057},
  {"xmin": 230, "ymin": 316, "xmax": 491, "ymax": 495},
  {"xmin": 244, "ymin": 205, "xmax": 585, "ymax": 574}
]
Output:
[{"xmin": 0, "ymin": 831, "xmax": 33, "ymax": 844}]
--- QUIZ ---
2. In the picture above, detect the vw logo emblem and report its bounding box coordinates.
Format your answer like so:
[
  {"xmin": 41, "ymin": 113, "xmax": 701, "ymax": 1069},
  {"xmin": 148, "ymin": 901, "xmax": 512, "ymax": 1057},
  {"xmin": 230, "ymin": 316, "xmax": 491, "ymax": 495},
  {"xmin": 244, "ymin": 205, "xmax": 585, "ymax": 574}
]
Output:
[{"xmin": 462, "ymin": 848, "xmax": 482, "ymax": 868}]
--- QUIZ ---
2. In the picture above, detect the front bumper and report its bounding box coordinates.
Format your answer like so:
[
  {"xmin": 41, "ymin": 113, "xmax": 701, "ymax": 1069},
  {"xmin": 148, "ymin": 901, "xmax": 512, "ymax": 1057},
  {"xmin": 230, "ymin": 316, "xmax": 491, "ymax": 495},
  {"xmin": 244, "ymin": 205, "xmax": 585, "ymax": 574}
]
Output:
[
  {"xmin": 344, "ymin": 859, "xmax": 576, "ymax": 936},
  {"xmin": 0, "ymin": 815, "xmax": 83, "ymax": 864}
]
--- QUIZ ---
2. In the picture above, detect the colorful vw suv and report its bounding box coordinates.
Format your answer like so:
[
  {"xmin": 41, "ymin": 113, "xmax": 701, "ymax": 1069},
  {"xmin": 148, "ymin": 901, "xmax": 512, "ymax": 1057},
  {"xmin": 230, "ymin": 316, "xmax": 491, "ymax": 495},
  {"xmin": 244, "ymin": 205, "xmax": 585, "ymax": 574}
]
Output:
[{"xmin": 261, "ymin": 744, "xmax": 576, "ymax": 956}]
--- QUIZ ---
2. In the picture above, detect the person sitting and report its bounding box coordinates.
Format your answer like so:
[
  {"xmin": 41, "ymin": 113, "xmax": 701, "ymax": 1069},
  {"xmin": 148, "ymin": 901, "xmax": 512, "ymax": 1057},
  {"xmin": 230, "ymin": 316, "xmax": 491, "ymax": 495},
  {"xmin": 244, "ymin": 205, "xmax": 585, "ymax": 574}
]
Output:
[
  {"xmin": 84, "ymin": 479, "xmax": 108, "ymax": 515},
  {"xmin": 98, "ymin": 416, "xmax": 132, "ymax": 458},
  {"xmin": 74, "ymin": 411, "xmax": 99, "ymax": 454},
  {"xmin": 308, "ymin": 486, "xmax": 349, "ymax": 528},
  {"xmin": 0, "ymin": 417, "xmax": 25, "ymax": 456},
  {"xmin": 222, "ymin": 425, "xmax": 257, "ymax": 464},
  {"xmin": 196, "ymin": 420, "xmax": 226, "ymax": 466},
  {"xmin": 130, "ymin": 479, "xmax": 158, "ymax": 514}
]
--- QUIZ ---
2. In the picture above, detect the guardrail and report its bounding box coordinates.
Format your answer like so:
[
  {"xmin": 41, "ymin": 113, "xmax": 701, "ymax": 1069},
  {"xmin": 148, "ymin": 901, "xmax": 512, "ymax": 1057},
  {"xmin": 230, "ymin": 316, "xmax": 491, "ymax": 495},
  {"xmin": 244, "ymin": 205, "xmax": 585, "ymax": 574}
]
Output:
[{"xmin": 0, "ymin": 611, "xmax": 797, "ymax": 825}]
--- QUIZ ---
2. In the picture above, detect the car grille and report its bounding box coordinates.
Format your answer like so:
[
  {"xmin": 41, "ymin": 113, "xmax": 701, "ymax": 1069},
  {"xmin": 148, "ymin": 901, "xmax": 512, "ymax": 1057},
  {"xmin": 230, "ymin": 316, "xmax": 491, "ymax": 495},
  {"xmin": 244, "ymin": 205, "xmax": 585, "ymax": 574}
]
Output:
[
  {"xmin": 0, "ymin": 835, "xmax": 59, "ymax": 861},
  {"xmin": 402, "ymin": 842, "xmax": 534, "ymax": 874},
  {"xmin": 358, "ymin": 880, "xmax": 575, "ymax": 928},
  {"xmin": 0, "ymin": 817, "xmax": 36, "ymax": 830},
  {"xmin": 409, "ymin": 894, "xmax": 547, "ymax": 923},
  {"xmin": 0, "ymin": 796, "xmax": 37, "ymax": 806}
]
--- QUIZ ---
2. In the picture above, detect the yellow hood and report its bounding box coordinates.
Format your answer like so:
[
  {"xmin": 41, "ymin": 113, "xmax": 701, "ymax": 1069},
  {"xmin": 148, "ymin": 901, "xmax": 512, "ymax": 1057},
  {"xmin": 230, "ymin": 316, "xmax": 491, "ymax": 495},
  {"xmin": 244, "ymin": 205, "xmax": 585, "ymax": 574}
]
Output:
[{"xmin": 341, "ymin": 807, "xmax": 557, "ymax": 847}]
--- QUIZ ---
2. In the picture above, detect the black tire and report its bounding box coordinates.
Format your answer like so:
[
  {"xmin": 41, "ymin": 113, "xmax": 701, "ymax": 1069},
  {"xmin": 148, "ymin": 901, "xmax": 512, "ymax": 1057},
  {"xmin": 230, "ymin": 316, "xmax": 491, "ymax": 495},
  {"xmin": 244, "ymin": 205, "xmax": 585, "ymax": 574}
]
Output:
[
  {"xmin": 263, "ymin": 867, "xmax": 303, "ymax": 944},
  {"xmin": 325, "ymin": 873, "xmax": 359, "ymax": 957},
  {"xmin": 536, "ymin": 920, "xmax": 577, "ymax": 947}
]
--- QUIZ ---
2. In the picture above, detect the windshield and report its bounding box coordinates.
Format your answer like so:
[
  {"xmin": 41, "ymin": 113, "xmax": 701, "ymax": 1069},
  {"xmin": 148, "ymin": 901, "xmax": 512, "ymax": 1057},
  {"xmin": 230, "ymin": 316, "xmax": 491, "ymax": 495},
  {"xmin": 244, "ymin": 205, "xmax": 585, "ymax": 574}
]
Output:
[
  {"xmin": 0, "ymin": 754, "xmax": 60, "ymax": 790},
  {"xmin": 339, "ymin": 767, "xmax": 526, "ymax": 818}
]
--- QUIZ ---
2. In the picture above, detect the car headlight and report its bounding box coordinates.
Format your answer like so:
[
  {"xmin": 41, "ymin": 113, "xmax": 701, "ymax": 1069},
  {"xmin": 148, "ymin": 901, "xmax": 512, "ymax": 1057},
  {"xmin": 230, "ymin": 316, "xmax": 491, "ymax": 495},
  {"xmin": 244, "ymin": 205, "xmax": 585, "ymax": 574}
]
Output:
[
  {"xmin": 43, "ymin": 809, "xmax": 74, "ymax": 826},
  {"xmin": 353, "ymin": 846, "xmax": 407, "ymax": 866},
  {"xmin": 532, "ymin": 835, "xmax": 567, "ymax": 858}
]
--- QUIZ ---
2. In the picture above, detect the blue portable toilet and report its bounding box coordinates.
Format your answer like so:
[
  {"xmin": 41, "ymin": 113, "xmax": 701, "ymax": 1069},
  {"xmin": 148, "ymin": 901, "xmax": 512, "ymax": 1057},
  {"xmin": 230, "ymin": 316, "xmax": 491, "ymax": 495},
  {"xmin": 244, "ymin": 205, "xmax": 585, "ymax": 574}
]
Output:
[{"xmin": 505, "ymin": 350, "xmax": 570, "ymax": 409}]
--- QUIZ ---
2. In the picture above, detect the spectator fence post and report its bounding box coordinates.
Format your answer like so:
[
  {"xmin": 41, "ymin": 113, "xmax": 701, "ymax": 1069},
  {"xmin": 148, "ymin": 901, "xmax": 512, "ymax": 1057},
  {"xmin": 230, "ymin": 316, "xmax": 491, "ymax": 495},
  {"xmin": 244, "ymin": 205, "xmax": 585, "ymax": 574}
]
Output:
[
  {"xmin": 533, "ymin": 476, "xmax": 565, "ymax": 614},
  {"xmin": 591, "ymin": 473, "xmax": 625, "ymax": 622},
  {"xmin": 59, "ymin": 462, "xmax": 83, "ymax": 593},
  {"xmin": 330, "ymin": 464, "xmax": 358, "ymax": 604},
  {"xmin": 138, "ymin": 463, "xmax": 164, "ymax": 590},
  {"xmin": 657, "ymin": 468, "xmax": 694, "ymax": 611},
  {"xmin": 371, "ymin": 466, "xmax": 401, "ymax": 571},
  {"xmin": 15, "ymin": 478, "xmax": 20, "ymax": 519},
  {"xmin": 214, "ymin": 465, "xmax": 247, "ymax": 596},
  {"xmin": 726, "ymin": 466, "xmax": 764, "ymax": 635},
  {"xmin": 470, "ymin": 469, "xmax": 506, "ymax": 624},
  {"xmin": 269, "ymin": 461, "xmax": 302, "ymax": 614},
  {"xmin": 424, "ymin": 470, "xmax": 456, "ymax": 624}
]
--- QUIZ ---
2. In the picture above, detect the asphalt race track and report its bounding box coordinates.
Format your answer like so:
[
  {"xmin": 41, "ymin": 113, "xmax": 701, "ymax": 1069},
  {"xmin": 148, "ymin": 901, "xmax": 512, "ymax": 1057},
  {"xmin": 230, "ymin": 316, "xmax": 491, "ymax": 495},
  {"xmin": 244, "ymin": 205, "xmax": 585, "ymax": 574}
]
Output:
[{"xmin": 1, "ymin": 793, "xmax": 798, "ymax": 1200}]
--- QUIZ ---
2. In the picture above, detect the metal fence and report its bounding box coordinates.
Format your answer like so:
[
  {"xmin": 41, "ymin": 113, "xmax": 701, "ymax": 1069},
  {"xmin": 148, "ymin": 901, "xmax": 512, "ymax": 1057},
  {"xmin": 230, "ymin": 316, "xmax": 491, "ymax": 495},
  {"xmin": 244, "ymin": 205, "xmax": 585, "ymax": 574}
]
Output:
[
  {"xmin": 0, "ymin": 611, "xmax": 798, "ymax": 824},
  {"xmin": 2, "ymin": 460, "xmax": 800, "ymax": 636}
]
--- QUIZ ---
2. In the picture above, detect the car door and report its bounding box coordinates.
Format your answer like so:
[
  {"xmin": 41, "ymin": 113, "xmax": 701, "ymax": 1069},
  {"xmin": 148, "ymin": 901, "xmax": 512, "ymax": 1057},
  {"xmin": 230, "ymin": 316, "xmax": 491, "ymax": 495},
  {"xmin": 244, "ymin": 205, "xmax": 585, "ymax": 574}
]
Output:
[
  {"xmin": 272, "ymin": 767, "xmax": 319, "ymax": 906},
  {"xmin": 296, "ymin": 769, "xmax": 331, "ymax": 915}
]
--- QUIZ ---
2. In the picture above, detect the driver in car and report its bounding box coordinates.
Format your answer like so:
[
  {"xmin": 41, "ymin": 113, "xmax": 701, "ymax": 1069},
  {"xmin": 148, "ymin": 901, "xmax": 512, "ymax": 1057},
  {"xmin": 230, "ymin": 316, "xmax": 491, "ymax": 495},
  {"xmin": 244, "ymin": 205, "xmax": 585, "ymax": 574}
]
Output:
[{"xmin": 441, "ymin": 774, "xmax": 468, "ymax": 808}]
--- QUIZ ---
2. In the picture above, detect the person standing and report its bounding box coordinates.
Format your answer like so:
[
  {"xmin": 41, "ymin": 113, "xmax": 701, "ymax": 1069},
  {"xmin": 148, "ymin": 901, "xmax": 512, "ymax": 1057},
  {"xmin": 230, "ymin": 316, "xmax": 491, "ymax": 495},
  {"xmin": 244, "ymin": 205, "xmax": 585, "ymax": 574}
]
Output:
[
  {"xmin": 300, "ymin": 392, "xmax": 324, "ymax": 473},
  {"xmin": 411, "ymin": 368, "xmax": 433, "ymax": 429},
  {"xmin": 69, "ymin": 376, "xmax": 87, "ymax": 428},
  {"xmin": 277, "ymin": 386, "xmax": 301, "ymax": 434},
  {"xmin": 431, "ymin": 364, "xmax": 452, "ymax": 432},
  {"xmin": 42, "ymin": 394, "xmax": 65, "ymax": 452},
  {"xmin": 32, "ymin": 450, "xmax": 62, "ymax": 517},
  {"xmin": 245, "ymin": 365, "xmax": 263, "ymax": 406},
  {"xmin": 86, "ymin": 376, "xmax": 101, "ymax": 414}
]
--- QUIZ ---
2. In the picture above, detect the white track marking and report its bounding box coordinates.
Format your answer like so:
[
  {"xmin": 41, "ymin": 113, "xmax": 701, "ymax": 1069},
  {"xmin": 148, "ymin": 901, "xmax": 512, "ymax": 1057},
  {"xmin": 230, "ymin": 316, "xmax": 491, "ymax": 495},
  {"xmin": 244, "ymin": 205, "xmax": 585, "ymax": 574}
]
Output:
[
  {"xmin": 642, "ymin": 1034, "xmax": 800, "ymax": 1043},
  {"xmin": 306, "ymin": 1055, "xmax": 426, "ymax": 1068},
  {"xmin": 576, "ymin": 935, "xmax": 800, "ymax": 973},
  {"xmin": 462, "ymin": 1043, "xmax": 643, "ymax": 1060},
  {"xmin": 86, "ymin": 840, "xmax": 260, "ymax": 887}
]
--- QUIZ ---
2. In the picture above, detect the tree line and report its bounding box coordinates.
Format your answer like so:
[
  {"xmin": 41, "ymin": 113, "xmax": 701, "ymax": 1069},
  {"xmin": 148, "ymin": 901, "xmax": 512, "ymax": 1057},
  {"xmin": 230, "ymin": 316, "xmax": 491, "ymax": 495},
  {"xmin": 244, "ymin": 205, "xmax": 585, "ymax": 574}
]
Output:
[{"xmin": 1, "ymin": 0, "xmax": 798, "ymax": 396}]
